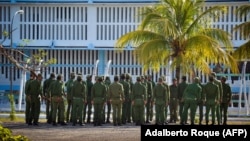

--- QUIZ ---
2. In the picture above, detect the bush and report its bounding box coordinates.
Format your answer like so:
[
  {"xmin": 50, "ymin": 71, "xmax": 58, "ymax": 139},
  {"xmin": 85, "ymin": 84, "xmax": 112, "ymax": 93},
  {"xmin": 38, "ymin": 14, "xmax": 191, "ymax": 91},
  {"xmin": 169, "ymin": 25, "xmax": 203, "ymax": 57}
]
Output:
[{"xmin": 0, "ymin": 125, "xmax": 29, "ymax": 141}]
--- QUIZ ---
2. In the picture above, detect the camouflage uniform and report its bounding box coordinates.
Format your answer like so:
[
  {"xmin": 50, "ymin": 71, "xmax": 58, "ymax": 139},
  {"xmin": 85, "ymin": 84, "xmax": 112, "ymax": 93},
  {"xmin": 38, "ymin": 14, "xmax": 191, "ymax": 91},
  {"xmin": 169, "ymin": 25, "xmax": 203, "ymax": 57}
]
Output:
[{"xmin": 83, "ymin": 75, "xmax": 94, "ymax": 123}]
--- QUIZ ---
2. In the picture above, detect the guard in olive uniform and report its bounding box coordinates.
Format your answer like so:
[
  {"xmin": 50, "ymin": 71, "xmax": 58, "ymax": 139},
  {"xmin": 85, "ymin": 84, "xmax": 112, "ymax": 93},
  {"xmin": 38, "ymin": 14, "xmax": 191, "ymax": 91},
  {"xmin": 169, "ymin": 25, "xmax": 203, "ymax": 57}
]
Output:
[
  {"xmin": 161, "ymin": 76, "xmax": 170, "ymax": 124},
  {"xmin": 50, "ymin": 74, "xmax": 67, "ymax": 126},
  {"xmin": 43, "ymin": 73, "xmax": 56, "ymax": 124},
  {"xmin": 169, "ymin": 78, "xmax": 179, "ymax": 123},
  {"xmin": 153, "ymin": 77, "xmax": 168, "ymax": 125},
  {"xmin": 84, "ymin": 75, "xmax": 94, "ymax": 123},
  {"xmin": 65, "ymin": 72, "xmax": 76, "ymax": 123},
  {"xmin": 145, "ymin": 75, "xmax": 153, "ymax": 123},
  {"xmin": 27, "ymin": 73, "xmax": 43, "ymax": 125},
  {"xmin": 104, "ymin": 76, "xmax": 111, "ymax": 123},
  {"xmin": 25, "ymin": 73, "xmax": 35, "ymax": 125},
  {"xmin": 181, "ymin": 77, "xmax": 202, "ymax": 125},
  {"xmin": 120, "ymin": 73, "xmax": 130, "ymax": 124},
  {"xmin": 220, "ymin": 76, "xmax": 232, "ymax": 125},
  {"xmin": 177, "ymin": 76, "xmax": 188, "ymax": 123},
  {"xmin": 131, "ymin": 76, "xmax": 147, "ymax": 126},
  {"xmin": 147, "ymin": 75, "xmax": 155, "ymax": 122},
  {"xmin": 108, "ymin": 75, "xmax": 124, "ymax": 126},
  {"xmin": 125, "ymin": 73, "xmax": 133, "ymax": 123},
  {"xmin": 204, "ymin": 76, "xmax": 219, "ymax": 125},
  {"xmin": 198, "ymin": 82, "xmax": 205, "ymax": 125},
  {"xmin": 91, "ymin": 76, "xmax": 107, "ymax": 126},
  {"xmin": 211, "ymin": 72, "xmax": 223, "ymax": 125},
  {"xmin": 71, "ymin": 74, "xmax": 87, "ymax": 126}
]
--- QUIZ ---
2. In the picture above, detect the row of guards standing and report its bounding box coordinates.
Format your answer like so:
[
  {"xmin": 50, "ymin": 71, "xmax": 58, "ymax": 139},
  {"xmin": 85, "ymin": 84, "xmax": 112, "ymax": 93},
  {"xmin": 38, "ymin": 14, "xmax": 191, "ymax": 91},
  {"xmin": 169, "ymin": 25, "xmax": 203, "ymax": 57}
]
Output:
[{"xmin": 24, "ymin": 71, "xmax": 231, "ymax": 126}]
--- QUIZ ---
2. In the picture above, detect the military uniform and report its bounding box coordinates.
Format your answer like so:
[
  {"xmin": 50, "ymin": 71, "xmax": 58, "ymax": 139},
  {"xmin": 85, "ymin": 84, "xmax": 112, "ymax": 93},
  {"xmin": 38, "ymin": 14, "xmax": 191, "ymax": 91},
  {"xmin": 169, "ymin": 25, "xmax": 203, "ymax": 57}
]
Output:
[
  {"xmin": 211, "ymin": 72, "xmax": 223, "ymax": 125},
  {"xmin": 169, "ymin": 78, "xmax": 179, "ymax": 123},
  {"xmin": 126, "ymin": 74, "xmax": 133, "ymax": 123},
  {"xmin": 145, "ymin": 75, "xmax": 153, "ymax": 123},
  {"xmin": 131, "ymin": 77, "xmax": 147, "ymax": 125},
  {"xmin": 108, "ymin": 76, "xmax": 124, "ymax": 126},
  {"xmin": 91, "ymin": 77, "xmax": 107, "ymax": 126},
  {"xmin": 220, "ymin": 76, "xmax": 232, "ymax": 125},
  {"xmin": 65, "ymin": 72, "xmax": 76, "ymax": 123},
  {"xmin": 27, "ymin": 73, "xmax": 43, "ymax": 125},
  {"xmin": 103, "ymin": 76, "xmax": 111, "ymax": 123},
  {"xmin": 153, "ymin": 78, "xmax": 168, "ymax": 125},
  {"xmin": 43, "ymin": 73, "xmax": 56, "ymax": 124},
  {"xmin": 83, "ymin": 75, "xmax": 94, "ymax": 123},
  {"xmin": 181, "ymin": 77, "xmax": 202, "ymax": 125},
  {"xmin": 120, "ymin": 74, "xmax": 130, "ymax": 124},
  {"xmin": 24, "ymin": 74, "xmax": 34, "ymax": 125},
  {"xmin": 162, "ymin": 76, "xmax": 170, "ymax": 124},
  {"xmin": 198, "ymin": 82, "xmax": 205, "ymax": 125},
  {"xmin": 71, "ymin": 75, "xmax": 87, "ymax": 126},
  {"xmin": 177, "ymin": 76, "xmax": 188, "ymax": 123},
  {"xmin": 50, "ymin": 75, "xmax": 67, "ymax": 126},
  {"xmin": 204, "ymin": 76, "xmax": 219, "ymax": 125}
]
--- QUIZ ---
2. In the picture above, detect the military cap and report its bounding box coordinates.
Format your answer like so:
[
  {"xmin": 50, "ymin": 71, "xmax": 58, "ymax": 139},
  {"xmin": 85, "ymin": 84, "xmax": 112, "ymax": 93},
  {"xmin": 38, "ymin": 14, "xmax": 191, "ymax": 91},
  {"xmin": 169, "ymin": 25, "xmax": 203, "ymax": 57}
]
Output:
[
  {"xmin": 158, "ymin": 77, "xmax": 163, "ymax": 82},
  {"xmin": 141, "ymin": 75, "xmax": 145, "ymax": 79},
  {"xmin": 221, "ymin": 76, "xmax": 227, "ymax": 81},
  {"xmin": 125, "ymin": 73, "xmax": 130, "ymax": 79},
  {"xmin": 172, "ymin": 78, "xmax": 177, "ymax": 81},
  {"xmin": 194, "ymin": 77, "xmax": 200, "ymax": 83},
  {"xmin": 136, "ymin": 76, "xmax": 141, "ymax": 81},
  {"xmin": 70, "ymin": 72, "xmax": 76, "ymax": 77},
  {"xmin": 98, "ymin": 76, "xmax": 103, "ymax": 81},
  {"xmin": 50, "ymin": 73, "xmax": 55, "ymax": 78},
  {"xmin": 77, "ymin": 74, "xmax": 82, "ymax": 81},
  {"xmin": 211, "ymin": 72, "xmax": 216, "ymax": 77},
  {"xmin": 161, "ymin": 76, "xmax": 166, "ymax": 81}
]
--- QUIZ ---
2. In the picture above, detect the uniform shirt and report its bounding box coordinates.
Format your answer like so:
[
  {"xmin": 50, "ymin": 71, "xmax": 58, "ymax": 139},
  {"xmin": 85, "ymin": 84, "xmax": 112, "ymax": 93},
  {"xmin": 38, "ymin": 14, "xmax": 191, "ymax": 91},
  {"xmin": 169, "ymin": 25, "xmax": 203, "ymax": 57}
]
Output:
[
  {"xmin": 221, "ymin": 83, "xmax": 232, "ymax": 103},
  {"xmin": 177, "ymin": 81, "xmax": 188, "ymax": 101},
  {"xmin": 91, "ymin": 82, "xmax": 107, "ymax": 101},
  {"xmin": 146, "ymin": 80, "xmax": 153, "ymax": 98},
  {"xmin": 27, "ymin": 79, "xmax": 42, "ymax": 98},
  {"xmin": 214, "ymin": 78, "xmax": 223, "ymax": 101},
  {"xmin": 25, "ymin": 79, "xmax": 33, "ymax": 96},
  {"xmin": 204, "ymin": 82, "xmax": 219, "ymax": 102},
  {"xmin": 131, "ymin": 82, "xmax": 147, "ymax": 101},
  {"xmin": 120, "ymin": 79, "xmax": 130, "ymax": 99},
  {"xmin": 183, "ymin": 83, "xmax": 202, "ymax": 101},
  {"xmin": 50, "ymin": 80, "xmax": 65, "ymax": 97},
  {"xmin": 162, "ymin": 82, "xmax": 170, "ymax": 103},
  {"xmin": 72, "ymin": 80, "xmax": 86, "ymax": 99},
  {"xmin": 108, "ymin": 82, "xmax": 124, "ymax": 100},
  {"xmin": 43, "ymin": 77, "xmax": 55, "ymax": 97},
  {"xmin": 170, "ymin": 84, "xmax": 178, "ymax": 99},
  {"xmin": 65, "ymin": 78, "xmax": 75, "ymax": 99},
  {"xmin": 153, "ymin": 83, "xmax": 168, "ymax": 105}
]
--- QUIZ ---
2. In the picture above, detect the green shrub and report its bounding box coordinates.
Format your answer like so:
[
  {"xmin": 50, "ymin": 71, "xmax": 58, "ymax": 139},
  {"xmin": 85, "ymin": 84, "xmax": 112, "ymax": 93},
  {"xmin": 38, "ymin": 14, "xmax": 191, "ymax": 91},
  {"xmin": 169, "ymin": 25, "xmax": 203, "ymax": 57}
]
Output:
[{"xmin": 0, "ymin": 125, "xmax": 29, "ymax": 141}]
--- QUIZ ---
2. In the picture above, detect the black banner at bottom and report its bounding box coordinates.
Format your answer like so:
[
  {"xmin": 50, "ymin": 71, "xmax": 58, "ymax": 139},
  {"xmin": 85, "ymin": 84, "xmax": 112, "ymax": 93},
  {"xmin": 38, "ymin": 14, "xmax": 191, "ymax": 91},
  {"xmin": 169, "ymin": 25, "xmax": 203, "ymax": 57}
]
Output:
[{"xmin": 141, "ymin": 125, "xmax": 250, "ymax": 141}]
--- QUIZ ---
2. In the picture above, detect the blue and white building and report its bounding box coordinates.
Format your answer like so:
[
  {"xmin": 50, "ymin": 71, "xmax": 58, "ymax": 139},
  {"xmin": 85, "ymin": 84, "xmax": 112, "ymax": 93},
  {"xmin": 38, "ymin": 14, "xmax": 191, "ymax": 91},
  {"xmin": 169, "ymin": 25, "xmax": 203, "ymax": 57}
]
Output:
[{"xmin": 0, "ymin": 0, "xmax": 250, "ymax": 114}]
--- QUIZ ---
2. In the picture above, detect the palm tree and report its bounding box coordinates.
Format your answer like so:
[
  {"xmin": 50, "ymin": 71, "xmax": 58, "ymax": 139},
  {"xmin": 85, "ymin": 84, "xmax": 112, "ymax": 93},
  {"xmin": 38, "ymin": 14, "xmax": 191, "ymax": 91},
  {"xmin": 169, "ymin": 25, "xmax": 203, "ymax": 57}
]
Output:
[
  {"xmin": 115, "ymin": 0, "xmax": 239, "ymax": 78},
  {"xmin": 233, "ymin": 5, "xmax": 250, "ymax": 60}
]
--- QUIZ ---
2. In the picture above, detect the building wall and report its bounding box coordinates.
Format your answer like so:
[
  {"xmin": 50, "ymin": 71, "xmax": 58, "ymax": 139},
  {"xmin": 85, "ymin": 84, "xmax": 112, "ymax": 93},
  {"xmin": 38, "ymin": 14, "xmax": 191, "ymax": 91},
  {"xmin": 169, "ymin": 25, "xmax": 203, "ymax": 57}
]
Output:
[{"xmin": 0, "ymin": 1, "xmax": 249, "ymax": 91}]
